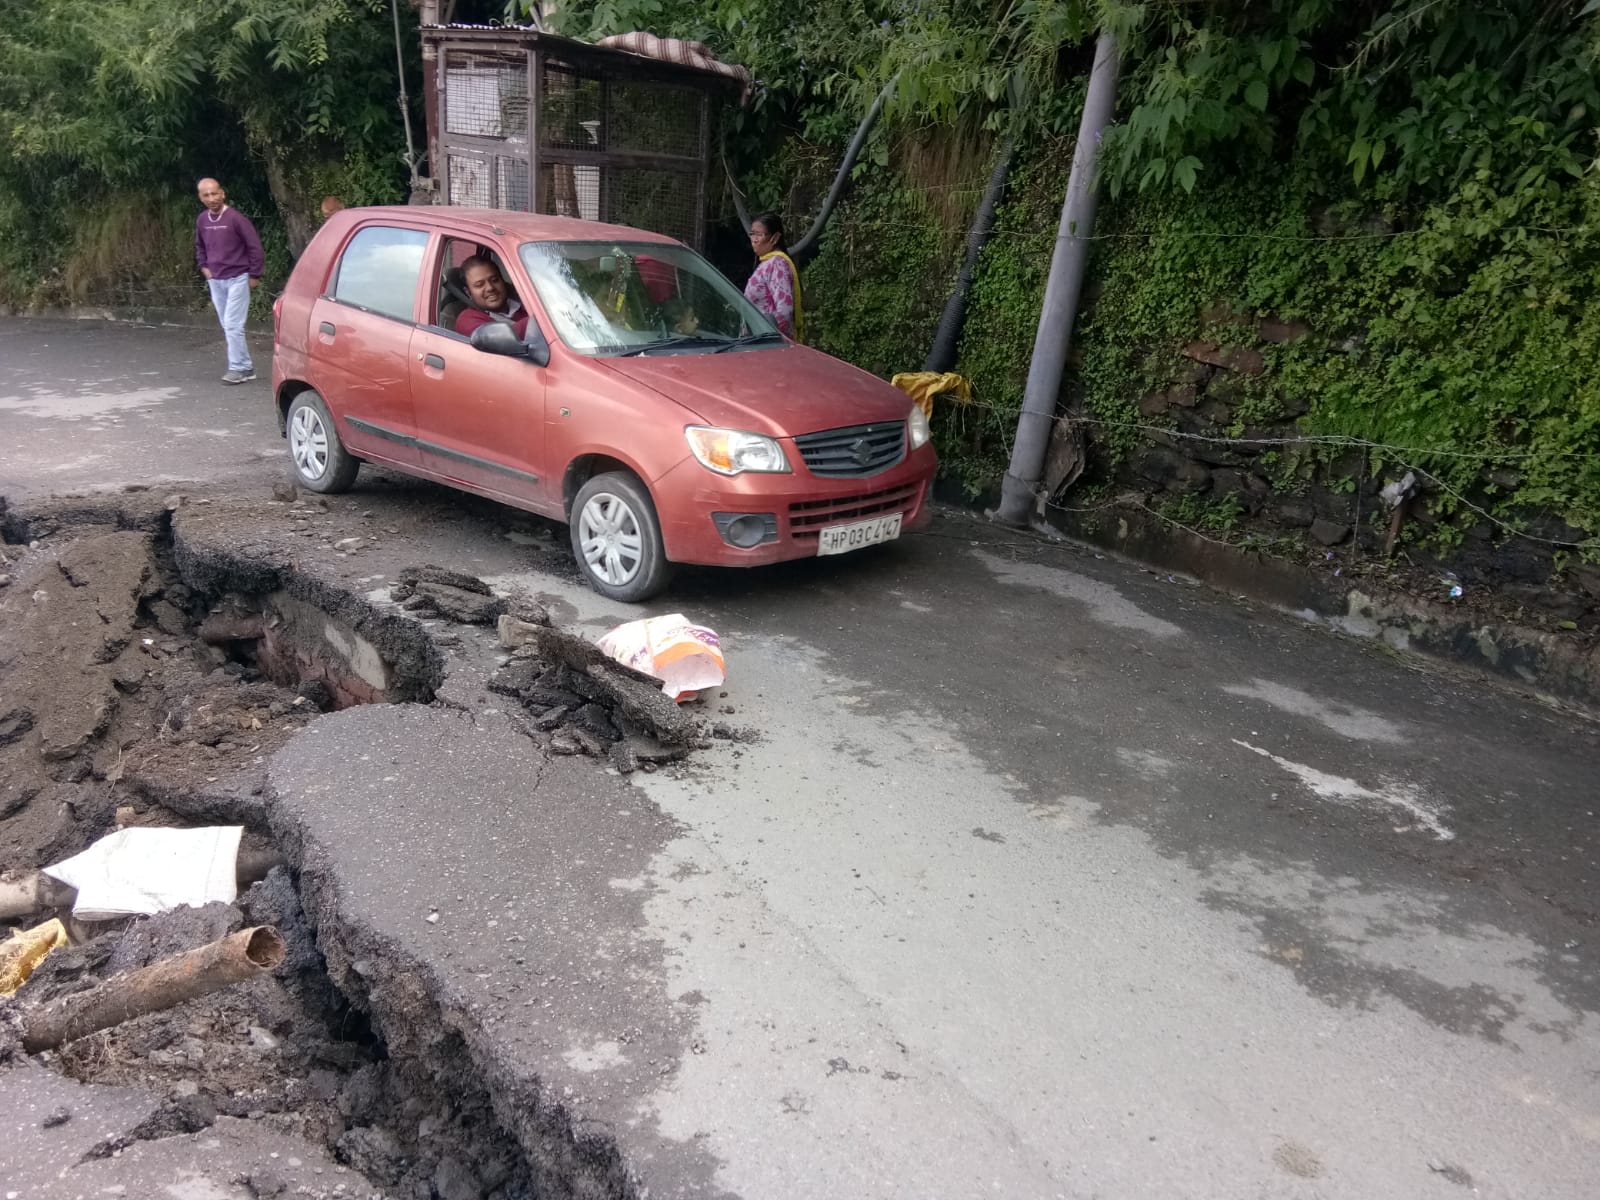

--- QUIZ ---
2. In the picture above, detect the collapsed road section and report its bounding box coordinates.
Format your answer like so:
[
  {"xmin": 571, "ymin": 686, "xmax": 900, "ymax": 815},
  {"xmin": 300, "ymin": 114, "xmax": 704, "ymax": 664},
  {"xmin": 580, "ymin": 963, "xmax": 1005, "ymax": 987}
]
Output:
[{"xmin": 0, "ymin": 494, "xmax": 724, "ymax": 1198}]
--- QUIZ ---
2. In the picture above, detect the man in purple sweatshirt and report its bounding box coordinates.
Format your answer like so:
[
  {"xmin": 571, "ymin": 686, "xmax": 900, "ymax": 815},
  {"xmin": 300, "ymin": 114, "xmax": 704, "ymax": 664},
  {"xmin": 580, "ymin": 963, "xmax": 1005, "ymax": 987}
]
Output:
[{"xmin": 194, "ymin": 178, "xmax": 264, "ymax": 384}]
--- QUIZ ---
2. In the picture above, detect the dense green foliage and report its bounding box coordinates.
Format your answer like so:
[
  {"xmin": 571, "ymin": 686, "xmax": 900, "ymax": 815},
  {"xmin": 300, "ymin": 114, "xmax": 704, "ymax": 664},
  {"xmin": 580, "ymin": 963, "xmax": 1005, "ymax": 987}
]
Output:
[
  {"xmin": 548, "ymin": 0, "xmax": 1600, "ymax": 539},
  {"xmin": 804, "ymin": 133, "xmax": 1600, "ymax": 540},
  {"xmin": 0, "ymin": 0, "xmax": 415, "ymax": 309},
  {"xmin": 802, "ymin": 138, "xmax": 1077, "ymax": 492},
  {"xmin": 1077, "ymin": 173, "xmax": 1600, "ymax": 536}
]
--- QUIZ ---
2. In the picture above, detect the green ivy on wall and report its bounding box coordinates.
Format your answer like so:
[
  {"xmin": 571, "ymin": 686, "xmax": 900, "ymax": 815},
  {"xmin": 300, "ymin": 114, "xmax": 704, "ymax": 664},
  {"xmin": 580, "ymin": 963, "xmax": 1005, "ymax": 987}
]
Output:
[
  {"xmin": 785, "ymin": 126, "xmax": 1599, "ymax": 549},
  {"xmin": 806, "ymin": 183, "xmax": 953, "ymax": 378},
  {"xmin": 1076, "ymin": 164, "xmax": 1600, "ymax": 543}
]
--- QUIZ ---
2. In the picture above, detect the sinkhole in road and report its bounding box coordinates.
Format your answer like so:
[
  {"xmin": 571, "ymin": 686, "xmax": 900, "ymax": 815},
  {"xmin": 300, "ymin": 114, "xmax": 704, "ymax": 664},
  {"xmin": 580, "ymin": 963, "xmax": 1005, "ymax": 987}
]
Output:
[
  {"xmin": 199, "ymin": 587, "xmax": 426, "ymax": 711},
  {"xmin": 170, "ymin": 527, "xmax": 445, "ymax": 714},
  {"xmin": 1, "ymin": 502, "xmax": 546, "ymax": 1198}
]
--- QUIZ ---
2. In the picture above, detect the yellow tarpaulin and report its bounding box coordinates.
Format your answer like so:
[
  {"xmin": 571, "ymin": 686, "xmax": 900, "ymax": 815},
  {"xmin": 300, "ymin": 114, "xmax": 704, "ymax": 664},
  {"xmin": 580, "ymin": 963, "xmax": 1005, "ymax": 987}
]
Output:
[
  {"xmin": 890, "ymin": 371, "xmax": 972, "ymax": 418},
  {"xmin": 0, "ymin": 917, "xmax": 69, "ymax": 996}
]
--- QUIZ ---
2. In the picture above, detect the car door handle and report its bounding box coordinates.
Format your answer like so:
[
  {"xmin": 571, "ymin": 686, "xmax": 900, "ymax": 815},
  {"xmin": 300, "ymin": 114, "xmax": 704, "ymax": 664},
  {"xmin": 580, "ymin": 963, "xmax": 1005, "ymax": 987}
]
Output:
[
  {"xmin": 318, "ymin": 321, "xmax": 336, "ymax": 336},
  {"xmin": 422, "ymin": 353, "xmax": 446, "ymax": 370}
]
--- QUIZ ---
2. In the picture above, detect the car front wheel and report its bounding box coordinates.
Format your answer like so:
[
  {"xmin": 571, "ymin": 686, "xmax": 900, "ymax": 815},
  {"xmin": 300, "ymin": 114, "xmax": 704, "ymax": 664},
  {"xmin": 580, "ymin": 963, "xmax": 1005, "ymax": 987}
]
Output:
[
  {"xmin": 286, "ymin": 389, "xmax": 359, "ymax": 494},
  {"xmin": 570, "ymin": 471, "xmax": 671, "ymax": 602}
]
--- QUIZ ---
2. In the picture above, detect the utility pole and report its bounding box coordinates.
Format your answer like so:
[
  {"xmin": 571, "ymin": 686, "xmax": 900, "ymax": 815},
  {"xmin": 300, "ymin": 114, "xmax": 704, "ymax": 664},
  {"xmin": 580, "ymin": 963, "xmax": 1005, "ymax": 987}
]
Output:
[{"xmin": 995, "ymin": 33, "xmax": 1120, "ymax": 527}]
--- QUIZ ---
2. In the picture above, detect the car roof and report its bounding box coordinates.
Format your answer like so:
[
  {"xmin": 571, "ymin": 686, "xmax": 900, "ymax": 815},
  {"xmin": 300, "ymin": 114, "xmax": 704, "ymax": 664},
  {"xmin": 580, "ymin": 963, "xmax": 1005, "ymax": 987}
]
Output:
[{"xmin": 330, "ymin": 206, "xmax": 683, "ymax": 247}]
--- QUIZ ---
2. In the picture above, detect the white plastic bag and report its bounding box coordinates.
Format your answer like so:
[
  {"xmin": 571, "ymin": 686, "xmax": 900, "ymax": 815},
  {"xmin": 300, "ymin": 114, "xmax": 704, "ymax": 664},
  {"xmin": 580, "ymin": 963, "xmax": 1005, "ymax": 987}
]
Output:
[
  {"xmin": 42, "ymin": 826, "xmax": 244, "ymax": 920},
  {"xmin": 597, "ymin": 613, "xmax": 725, "ymax": 702}
]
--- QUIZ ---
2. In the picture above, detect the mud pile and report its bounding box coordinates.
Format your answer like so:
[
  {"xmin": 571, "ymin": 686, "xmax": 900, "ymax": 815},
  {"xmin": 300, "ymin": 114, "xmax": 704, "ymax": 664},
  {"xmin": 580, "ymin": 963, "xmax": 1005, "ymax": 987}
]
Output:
[
  {"xmin": 5, "ymin": 876, "xmax": 533, "ymax": 1199},
  {"xmin": 0, "ymin": 504, "xmax": 531, "ymax": 1198},
  {"xmin": 0, "ymin": 510, "xmax": 315, "ymax": 869},
  {"xmin": 486, "ymin": 611, "xmax": 737, "ymax": 774}
]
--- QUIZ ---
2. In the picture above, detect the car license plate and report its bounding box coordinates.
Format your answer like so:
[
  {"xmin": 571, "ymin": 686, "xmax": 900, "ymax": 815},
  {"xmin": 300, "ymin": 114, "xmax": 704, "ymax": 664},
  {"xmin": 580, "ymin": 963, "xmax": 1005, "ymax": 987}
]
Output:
[{"xmin": 817, "ymin": 513, "xmax": 903, "ymax": 556}]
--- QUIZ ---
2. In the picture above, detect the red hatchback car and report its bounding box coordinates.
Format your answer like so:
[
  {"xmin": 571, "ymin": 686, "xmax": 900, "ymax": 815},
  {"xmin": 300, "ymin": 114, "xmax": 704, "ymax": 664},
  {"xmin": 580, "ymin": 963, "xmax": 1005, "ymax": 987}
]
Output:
[{"xmin": 271, "ymin": 207, "xmax": 936, "ymax": 601}]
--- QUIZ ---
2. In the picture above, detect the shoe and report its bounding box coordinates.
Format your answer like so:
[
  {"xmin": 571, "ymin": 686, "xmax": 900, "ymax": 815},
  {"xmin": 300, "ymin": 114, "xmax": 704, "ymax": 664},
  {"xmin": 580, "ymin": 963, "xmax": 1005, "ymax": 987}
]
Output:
[{"xmin": 221, "ymin": 370, "xmax": 256, "ymax": 384}]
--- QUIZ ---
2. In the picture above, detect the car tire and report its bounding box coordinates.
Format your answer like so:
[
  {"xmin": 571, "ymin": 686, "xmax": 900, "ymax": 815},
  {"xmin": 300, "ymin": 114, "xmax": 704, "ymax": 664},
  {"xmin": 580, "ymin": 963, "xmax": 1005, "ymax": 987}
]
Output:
[
  {"xmin": 286, "ymin": 389, "xmax": 359, "ymax": 494},
  {"xmin": 570, "ymin": 471, "xmax": 672, "ymax": 602}
]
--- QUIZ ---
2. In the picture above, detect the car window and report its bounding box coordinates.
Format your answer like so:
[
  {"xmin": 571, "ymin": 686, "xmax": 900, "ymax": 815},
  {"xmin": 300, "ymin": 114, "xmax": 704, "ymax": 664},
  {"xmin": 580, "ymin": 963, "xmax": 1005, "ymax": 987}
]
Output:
[
  {"xmin": 433, "ymin": 238, "xmax": 521, "ymax": 334},
  {"xmin": 333, "ymin": 226, "xmax": 429, "ymax": 321},
  {"xmin": 519, "ymin": 240, "xmax": 777, "ymax": 356}
]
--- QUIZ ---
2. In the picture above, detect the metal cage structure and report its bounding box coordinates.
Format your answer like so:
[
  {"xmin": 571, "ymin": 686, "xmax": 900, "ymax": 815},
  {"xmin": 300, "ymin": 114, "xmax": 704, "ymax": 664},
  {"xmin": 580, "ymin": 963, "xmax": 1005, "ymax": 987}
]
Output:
[{"xmin": 420, "ymin": 26, "xmax": 734, "ymax": 249}]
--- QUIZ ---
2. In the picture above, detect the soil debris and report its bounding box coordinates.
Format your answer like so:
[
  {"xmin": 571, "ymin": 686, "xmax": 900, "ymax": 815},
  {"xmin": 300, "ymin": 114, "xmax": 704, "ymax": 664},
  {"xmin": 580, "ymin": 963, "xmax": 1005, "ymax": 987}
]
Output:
[
  {"xmin": 4, "ymin": 870, "xmax": 535, "ymax": 1197},
  {"xmin": 0, "ymin": 503, "xmax": 447, "ymax": 867},
  {"xmin": 0, "ymin": 524, "xmax": 303, "ymax": 867},
  {"xmin": 489, "ymin": 619, "xmax": 712, "ymax": 768},
  {"xmin": 390, "ymin": 564, "xmax": 510, "ymax": 625},
  {"xmin": 1, "ymin": 502, "xmax": 531, "ymax": 1198}
]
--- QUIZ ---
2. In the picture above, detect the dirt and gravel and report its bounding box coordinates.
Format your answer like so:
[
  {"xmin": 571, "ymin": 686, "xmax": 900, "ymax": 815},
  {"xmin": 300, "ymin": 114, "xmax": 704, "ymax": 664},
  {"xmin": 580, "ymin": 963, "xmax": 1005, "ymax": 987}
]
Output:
[
  {"xmin": 4, "ymin": 881, "xmax": 536, "ymax": 1199},
  {"xmin": 0, "ymin": 491, "xmax": 724, "ymax": 1198},
  {"xmin": 0, "ymin": 502, "xmax": 316, "ymax": 874}
]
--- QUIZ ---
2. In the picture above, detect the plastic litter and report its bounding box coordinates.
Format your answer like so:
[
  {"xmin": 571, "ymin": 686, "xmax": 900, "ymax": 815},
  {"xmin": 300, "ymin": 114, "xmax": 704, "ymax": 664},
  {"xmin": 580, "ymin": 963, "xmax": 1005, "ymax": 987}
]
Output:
[
  {"xmin": 42, "ymin": 826, "xmax": 244, "ymax": 921},
  {"xmin": 0, "ymin": 918, "xmax": 69, "ymax": 996},
  {"xmin": 1380, "ymin": 471, "xmax": 1418, "ymax": 510},
  {"xmin": 597, "ymin": 614, "xmax": 725, "ymax": 702}
]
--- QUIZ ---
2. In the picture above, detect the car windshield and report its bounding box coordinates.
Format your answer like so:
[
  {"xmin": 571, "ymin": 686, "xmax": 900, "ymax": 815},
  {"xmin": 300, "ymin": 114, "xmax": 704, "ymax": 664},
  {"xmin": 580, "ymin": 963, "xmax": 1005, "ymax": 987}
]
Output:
[{"xmin": 518, "ymin": 240, "xmax": 780, "ymax": 356}]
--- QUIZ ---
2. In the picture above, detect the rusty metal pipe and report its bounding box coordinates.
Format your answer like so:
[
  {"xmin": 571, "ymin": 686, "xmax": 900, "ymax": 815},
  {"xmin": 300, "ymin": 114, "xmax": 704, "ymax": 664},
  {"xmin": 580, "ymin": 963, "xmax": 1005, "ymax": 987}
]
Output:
[{"xmin": 22, "ymin": 926, "xmax": 285, "ymax": 1053}]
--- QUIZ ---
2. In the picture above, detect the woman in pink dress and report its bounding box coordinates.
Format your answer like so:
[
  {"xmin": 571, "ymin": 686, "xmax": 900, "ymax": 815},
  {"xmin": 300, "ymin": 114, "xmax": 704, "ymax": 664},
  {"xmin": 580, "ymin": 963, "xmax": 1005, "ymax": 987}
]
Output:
[{"xmin": 743, "ymin": 213, "xmax": 804, "ymax": 342}]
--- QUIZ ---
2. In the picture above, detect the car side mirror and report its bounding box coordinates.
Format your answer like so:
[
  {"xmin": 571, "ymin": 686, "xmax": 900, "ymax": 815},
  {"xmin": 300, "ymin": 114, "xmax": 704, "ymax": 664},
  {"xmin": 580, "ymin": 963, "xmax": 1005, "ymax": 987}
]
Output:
[{"xmin": 470, "ymin": 320, "xmax": 551, "ymax": 367}]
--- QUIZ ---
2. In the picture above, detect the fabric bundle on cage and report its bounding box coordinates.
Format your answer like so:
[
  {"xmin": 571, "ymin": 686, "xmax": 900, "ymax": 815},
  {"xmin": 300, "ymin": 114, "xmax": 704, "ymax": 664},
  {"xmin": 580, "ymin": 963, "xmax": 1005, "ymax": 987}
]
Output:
[{"xmin": 596, "ymin": 32, "xmax": 754, "ymax": 105}]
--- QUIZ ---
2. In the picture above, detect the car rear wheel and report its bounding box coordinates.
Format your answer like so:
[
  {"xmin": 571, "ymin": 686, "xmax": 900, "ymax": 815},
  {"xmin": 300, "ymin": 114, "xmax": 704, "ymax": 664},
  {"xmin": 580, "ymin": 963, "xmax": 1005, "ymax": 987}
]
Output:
[
  {"xmin": 570, "ymin": 471, "xmax": 671, "ymax": 602},
  {"xmin": 286, "ymin": 389, "xmax": 359, "ymax": 494}
]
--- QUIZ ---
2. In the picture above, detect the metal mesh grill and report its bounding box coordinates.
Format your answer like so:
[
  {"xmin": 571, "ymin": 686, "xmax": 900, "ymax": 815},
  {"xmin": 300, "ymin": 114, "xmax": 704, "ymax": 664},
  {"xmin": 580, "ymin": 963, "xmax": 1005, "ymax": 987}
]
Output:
[
  {"xmin": 539, "ymin": 161, "xmax": 600, "ymax": 223},
  {"xmin": 537, "ymin": 162, "xmax": 699, "ymax": 244},
  {"xmin": 444, "ymin": 50, "xmax": 529, "ymax": 141},
  {"xmin": 448, "ymin": 154, "xmax": 490, "ymax": 206},
  {"xmin": 607, "ymin": 79, "xmax": 704, "ymax": 157},
  {"xmin": 540, "ymin": 62, "xmax": 604, "ymax": 150},
  {"xmin": 538, "ymin": 62, "xmax": 703, "ymax": 159},
  {"xmin": 430, "ymin": 35, "xmax": 719, "ymax": 244},
  {"xmin": 606, "ymin": 165, "xmax": 699, "ymax": 244},
  {"xmin": 498, "ymin": 157, "xmax": 531, "ymax": 210}
]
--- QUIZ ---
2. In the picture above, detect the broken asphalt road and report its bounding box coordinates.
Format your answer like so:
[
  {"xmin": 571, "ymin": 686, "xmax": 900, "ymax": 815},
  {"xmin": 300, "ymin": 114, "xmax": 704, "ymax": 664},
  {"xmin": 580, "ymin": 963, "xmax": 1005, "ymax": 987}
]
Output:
[{"xmin": 3, "ymin": 317, "xmax": 1598, "ymax": 1198}]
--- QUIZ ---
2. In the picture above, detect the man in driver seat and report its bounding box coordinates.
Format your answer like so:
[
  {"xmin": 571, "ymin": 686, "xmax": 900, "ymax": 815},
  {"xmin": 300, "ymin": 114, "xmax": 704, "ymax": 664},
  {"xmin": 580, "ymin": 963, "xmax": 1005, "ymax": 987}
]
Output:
[{"xmin": 456, "ymin": 256, "xmax": 530, "ymax": 340}]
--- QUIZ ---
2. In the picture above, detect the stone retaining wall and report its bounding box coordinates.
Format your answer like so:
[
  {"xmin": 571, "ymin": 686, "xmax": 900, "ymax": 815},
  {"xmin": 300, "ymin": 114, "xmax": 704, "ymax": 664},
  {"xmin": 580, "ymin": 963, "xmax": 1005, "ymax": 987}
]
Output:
[{"xmin": 1100, "ymin": 313, "xmax": 1600, "ymax": 632}]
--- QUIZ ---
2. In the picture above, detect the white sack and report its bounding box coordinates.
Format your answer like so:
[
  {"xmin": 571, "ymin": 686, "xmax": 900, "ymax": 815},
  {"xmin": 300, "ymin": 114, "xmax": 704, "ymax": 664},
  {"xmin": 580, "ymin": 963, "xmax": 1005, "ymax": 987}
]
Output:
[{"xmin": 42, "ymin": 826, "xmax": 244, "ymax": 920}]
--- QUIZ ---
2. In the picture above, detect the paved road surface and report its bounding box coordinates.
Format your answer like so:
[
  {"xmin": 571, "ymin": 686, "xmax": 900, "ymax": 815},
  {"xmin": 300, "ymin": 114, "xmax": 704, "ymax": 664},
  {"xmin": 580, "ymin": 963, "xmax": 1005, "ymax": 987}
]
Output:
[
  {"xmin": 4, "ymin": 318, "xmax": 1598, "ymax": 1198},
  {"xmin": 0, "ymin": 317, "xmax": 280, "ymax": 499}
]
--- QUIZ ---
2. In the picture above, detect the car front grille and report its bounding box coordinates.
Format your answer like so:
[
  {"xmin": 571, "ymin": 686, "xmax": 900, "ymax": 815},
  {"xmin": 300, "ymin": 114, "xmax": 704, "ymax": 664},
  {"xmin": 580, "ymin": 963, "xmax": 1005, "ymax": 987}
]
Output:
[
  {"xmin": 793, "ymin": 422, "xmax": 906, "ymax": 478},
  {"xmin": 788, "ymin": 482, "xmax": 922, "ymax": 539}
]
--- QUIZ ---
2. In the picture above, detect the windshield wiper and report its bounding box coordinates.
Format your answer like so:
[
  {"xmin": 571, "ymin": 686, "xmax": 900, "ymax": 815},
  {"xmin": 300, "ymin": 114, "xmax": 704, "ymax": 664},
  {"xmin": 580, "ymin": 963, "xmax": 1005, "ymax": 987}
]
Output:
[
  {"xmin": 617, "ymin": 334, "xmax": 733, "ymax": 357},
  {"xmin": 711, "ymin": 331, "xmax": 786, "ymax": 353}
]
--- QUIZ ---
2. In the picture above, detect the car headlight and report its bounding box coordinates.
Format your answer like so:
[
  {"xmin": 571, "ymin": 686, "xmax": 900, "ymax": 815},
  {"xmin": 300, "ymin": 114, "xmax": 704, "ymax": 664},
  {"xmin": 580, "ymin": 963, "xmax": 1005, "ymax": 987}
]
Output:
[
  {"xmin": 685, "ymin": 426, "xmax": 791, "ymax": 476},
  {"xmin": 908, "ymin": 403, "xmax": 931, "ymax": 450}
]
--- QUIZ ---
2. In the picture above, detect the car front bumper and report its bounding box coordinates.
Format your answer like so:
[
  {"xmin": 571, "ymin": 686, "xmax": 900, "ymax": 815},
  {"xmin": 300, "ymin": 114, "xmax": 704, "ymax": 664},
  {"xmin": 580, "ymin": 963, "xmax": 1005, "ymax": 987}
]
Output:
[{"xmin": 654, "ymin": 446, "xmax": 937, "ymax": 568}]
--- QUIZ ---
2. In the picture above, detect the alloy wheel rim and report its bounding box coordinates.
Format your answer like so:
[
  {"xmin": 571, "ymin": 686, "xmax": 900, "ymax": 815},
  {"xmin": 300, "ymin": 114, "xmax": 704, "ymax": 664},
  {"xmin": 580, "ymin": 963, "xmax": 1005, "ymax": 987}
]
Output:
[
  {"xmin": 290, "ymin": 406, "xmax": 328, "ymax": 480},
  {"xmin": 578, "ymin": 493, "xmax": 644, "ymax": 585}
]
